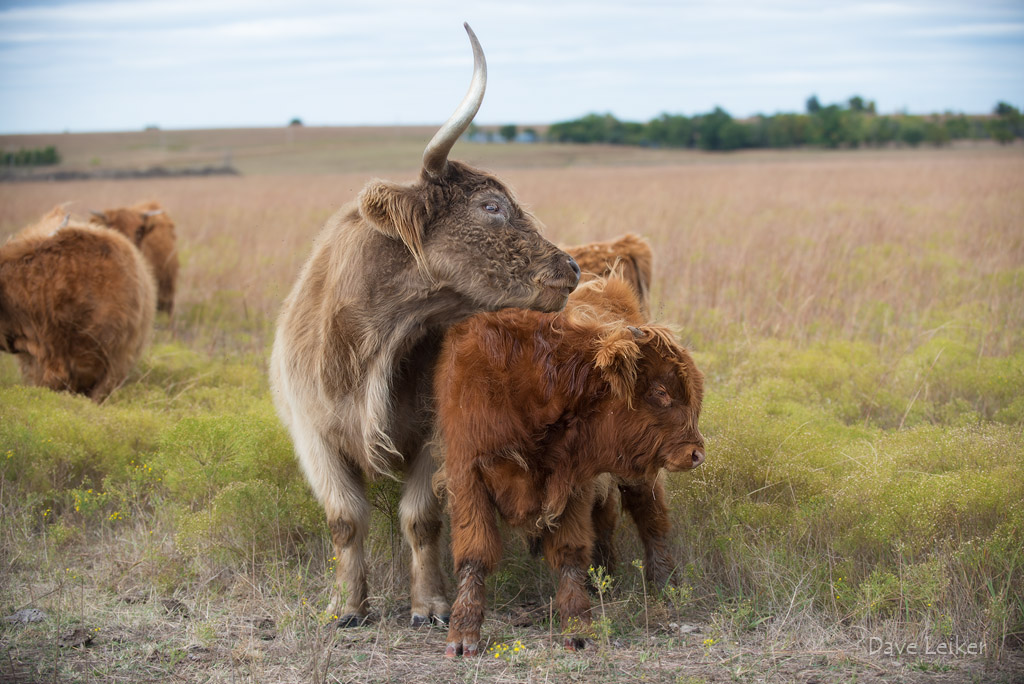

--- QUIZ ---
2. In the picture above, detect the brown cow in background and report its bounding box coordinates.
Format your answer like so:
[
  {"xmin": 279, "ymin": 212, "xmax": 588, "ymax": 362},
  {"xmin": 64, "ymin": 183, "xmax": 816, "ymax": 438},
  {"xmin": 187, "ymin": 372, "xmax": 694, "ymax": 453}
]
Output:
[
  {"xmin": 0, "ymin": 206, "xmax": 156, "ymax": 402},
  {"xmin": 564, "ymin": 233, "xmax": 653, "ymax": 316},
  {"xmin": 269, "ymin": 24, "xmax": 580, "ymax": 629},
  {"xmin": 434, "ymin": 276, "xmax": 704, "ymax": 656},
  {"xmin": 90, "ymin": 200, "xmax": 178, "ymax": 314}
]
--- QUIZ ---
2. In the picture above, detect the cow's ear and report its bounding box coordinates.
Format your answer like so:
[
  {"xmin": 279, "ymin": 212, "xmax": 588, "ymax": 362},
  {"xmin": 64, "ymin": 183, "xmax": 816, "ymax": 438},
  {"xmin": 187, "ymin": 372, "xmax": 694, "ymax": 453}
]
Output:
[
  {"xmin": 594, "ymin": 327, "xmax": 643, "ymax": 405},
  {"xmin": 359, "ymin": 180, "xmax": 428, "ymax": 265}
]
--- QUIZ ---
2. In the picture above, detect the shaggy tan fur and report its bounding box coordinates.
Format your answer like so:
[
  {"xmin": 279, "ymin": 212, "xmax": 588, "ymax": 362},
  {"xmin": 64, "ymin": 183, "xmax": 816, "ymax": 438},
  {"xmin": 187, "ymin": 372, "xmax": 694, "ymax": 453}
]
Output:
[{"xmin": 90, "ymin": 201, "xmax": 179, "ymax": 314}]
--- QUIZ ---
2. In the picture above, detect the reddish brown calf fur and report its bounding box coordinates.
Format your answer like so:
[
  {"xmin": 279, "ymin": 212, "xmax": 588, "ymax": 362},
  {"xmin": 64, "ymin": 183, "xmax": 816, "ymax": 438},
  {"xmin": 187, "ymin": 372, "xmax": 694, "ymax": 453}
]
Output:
[
  {"xmin": 434, "ymin": 277, "xmax": 704, "ymax": 656},
  {"xmin": 0, "ymin": 207, "xmax": 156, "ymax": 402},
  {"xmin": 564, "ymin": 233, "xmax": 653, "ymax": 316},
  {"xmin": 90, "ymin": 201, "xmax": 178, "ymax": 314}
]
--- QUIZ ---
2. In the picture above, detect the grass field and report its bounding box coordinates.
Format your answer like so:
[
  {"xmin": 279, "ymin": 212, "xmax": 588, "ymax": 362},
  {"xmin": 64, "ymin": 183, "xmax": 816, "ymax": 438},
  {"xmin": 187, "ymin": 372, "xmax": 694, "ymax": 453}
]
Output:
[{"xmin": 1, "ymin": 131, "xmax": 1023, "ymax": 683}]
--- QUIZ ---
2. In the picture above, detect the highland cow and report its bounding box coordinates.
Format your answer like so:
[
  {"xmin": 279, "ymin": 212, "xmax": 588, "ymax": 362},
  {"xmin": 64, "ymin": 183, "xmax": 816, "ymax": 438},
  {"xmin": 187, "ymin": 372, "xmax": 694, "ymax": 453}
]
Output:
[
  {"xmin": 0, "ymin": 207, "xmax": 156, "ymax": 402},
  {"xmin": 90, "ymin": 200, "xmax": 178, "ymax": 314},
  {"xmin": 565, "ymin": 233, "xmax": 653, "ymax": 316},
  {"xmin": 269, "ymin": 24, "xmax": 580, "ymax": 628},
  {"xmin": 434, "ymin": 276, "xmax": 704, "ymax": 656}
]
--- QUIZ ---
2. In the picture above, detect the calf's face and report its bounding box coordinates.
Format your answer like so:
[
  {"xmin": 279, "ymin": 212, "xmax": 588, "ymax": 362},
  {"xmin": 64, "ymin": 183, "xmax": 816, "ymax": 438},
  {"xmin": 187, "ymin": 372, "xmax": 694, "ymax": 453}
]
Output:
[
  {"xmin": 596, "ymin": 326, "xmax": 705, "ymax": 473},
  {"xmin": 640, "ymin": 351, "xmax": 705, "ymax": 471}
]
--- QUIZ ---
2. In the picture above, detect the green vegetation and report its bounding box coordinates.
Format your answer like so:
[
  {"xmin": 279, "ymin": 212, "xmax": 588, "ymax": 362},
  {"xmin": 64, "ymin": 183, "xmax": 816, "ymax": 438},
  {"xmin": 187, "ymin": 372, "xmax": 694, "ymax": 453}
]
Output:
[
  {"xmin": 1, "ymin": 148, "xmax": 1021, "ymax": 681},
  {"xmin": 547, "ymin": 98, "xmax": 1023, "ymax": 150},
  {"xmin": 2, "ymin": 145, "xmax": 60, "ymax": 166}
]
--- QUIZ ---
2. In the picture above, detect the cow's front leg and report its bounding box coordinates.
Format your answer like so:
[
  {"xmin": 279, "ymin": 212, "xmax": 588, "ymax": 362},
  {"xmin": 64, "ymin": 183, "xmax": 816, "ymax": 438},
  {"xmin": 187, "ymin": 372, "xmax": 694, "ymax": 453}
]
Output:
[
  {"xmin": 543, "ymin": 491, "xmax": 594, "ymax": 650},
  {"xmin": 400, "ymin": 447, "xmax": 449, "ymax": 627},
  {"xmin": 445, "ymin": 466, "xmax": 501, "ymax": 657}
]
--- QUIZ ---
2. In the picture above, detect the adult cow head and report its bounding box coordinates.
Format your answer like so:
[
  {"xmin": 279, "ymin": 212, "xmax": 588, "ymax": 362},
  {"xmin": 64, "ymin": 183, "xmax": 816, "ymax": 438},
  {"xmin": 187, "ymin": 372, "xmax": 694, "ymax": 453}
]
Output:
[{"xmin": 357, "ymin": 23, "xmax": 580, "ymax": 313}]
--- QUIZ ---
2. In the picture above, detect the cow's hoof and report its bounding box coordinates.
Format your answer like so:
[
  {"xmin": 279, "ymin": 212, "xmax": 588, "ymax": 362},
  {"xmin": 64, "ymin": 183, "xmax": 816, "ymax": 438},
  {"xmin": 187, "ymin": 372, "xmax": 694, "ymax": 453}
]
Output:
[
  {"xmin": 412, "ymin": 612, "xmax": 451, "ymax": 628},
  {"xmin": 563, "ymin": 636, "xmax": 586, "ymax": 651},
  {"xmin": 334, "ymin": 613, "xmax": 367, "ymax": 628}
]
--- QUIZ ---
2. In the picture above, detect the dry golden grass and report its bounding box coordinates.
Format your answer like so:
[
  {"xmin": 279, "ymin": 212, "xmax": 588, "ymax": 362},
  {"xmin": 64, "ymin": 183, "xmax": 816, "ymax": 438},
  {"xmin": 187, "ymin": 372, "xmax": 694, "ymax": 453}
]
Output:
[
  {"xmin": 2, "ymin": 139, "xmax": 1023, "ymax": 683},
  {"xmin": 3, "ymin": 141, "xmax": 1021, "ymax": 354}
]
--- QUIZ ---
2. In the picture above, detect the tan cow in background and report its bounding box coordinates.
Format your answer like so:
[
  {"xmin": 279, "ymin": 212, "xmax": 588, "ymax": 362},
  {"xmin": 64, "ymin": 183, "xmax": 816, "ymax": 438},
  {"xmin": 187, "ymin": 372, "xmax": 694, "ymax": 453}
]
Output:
[{"xmin": 90, "ymin": 200, "xmax": 179, "ymax": 314}]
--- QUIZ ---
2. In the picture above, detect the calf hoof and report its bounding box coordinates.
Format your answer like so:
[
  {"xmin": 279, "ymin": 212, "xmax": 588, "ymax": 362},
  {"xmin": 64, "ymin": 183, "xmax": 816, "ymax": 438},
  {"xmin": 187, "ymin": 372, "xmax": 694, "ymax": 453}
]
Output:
[
  {"xmin": 563, "ymin": 636, "xmax": 586, "ymax": 651},
  {"xmin": 334, "ymin": 613, "xmax": 367, "ymax": 628},
  {"xmin": 443, "ymin": 639, "xmax": 479, "ymax": 658}
]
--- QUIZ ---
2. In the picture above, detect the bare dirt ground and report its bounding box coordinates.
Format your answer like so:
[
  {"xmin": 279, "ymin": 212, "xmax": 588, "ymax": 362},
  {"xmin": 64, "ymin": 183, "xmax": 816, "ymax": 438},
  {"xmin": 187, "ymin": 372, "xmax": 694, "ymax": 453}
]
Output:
[{"xmin": 4, "ymin": 600, "xmax": 1021, "ymax": 683}]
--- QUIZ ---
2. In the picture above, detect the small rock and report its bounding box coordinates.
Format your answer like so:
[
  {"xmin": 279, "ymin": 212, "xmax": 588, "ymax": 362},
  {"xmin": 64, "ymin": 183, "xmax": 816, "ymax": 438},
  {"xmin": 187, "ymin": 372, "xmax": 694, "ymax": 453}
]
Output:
[
  {"xmin": 186, "ymin": 645, "xmax": 210, "ymax": 662},
  {"xmin": 3, "ymin": 608, "xmax": 47, "ymax": 624},
  {"xmin": 59, "ymin": 627, "xmax": 95, "ymax": 648},
  {"xmin": 668, "ymin": 622, "xmax": 701, "ymax": 634}
]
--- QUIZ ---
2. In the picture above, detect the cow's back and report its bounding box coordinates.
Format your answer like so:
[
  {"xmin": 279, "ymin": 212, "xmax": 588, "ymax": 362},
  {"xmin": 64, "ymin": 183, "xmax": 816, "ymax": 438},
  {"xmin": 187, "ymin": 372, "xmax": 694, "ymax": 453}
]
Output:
[{"xmin": 1, "ymin": 224, "xmax": 155, "ymax": 398}]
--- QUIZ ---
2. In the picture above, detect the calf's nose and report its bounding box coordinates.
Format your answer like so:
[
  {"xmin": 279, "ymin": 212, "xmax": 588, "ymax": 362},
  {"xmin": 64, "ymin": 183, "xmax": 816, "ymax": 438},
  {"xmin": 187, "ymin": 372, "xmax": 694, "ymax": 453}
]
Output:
[{"xmin": 690, "ymin": 448, "xmax": 705, "ymax": 468}]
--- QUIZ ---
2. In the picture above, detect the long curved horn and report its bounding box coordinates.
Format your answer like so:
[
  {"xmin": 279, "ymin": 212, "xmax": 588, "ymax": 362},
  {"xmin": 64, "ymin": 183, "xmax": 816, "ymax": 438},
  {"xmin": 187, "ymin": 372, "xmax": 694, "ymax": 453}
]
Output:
[
  {"xmin": 142, "ymin": 210, "xmax": 164, "ymax": 217},
  {"xmin": 421, "ymin": 22, "xmax": 487, "ymax": 178}
]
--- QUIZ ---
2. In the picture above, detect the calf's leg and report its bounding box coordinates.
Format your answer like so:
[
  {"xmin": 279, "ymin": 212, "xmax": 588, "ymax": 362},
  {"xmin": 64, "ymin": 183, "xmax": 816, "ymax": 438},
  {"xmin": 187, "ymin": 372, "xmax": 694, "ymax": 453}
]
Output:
[
  {"xmin": 445, "ymin": 466, "xmax": 502, "ymax": 657},
  {"xmin": 543, "ymin": 493, "xmax": 595, "ymax": 650},
  {"xmin": 620, "ymin": 477, "xmax": 674, "ymax": 587},
  {"xmin": 590, "ymin": 486, "xmax": 620, "ymax": 576}
]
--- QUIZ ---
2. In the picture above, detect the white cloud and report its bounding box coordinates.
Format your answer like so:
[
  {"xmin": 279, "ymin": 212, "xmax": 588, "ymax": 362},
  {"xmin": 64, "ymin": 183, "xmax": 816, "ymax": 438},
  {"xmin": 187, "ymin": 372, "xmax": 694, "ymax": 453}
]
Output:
[{"xmin": 0, "ymin": 0, "xmax": 1022, "ymax": 132}]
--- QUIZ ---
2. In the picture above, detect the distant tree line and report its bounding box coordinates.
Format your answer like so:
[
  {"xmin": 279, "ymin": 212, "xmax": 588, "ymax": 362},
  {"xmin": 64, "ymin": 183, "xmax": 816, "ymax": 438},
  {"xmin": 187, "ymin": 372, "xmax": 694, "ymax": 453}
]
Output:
[
  {"xmin": 3, "ymin": 146, "xmax": 61, "ymax": 167},
  {"xmin": 545, "ymin": 97, "xmax": 1024, "ymax": 151}
]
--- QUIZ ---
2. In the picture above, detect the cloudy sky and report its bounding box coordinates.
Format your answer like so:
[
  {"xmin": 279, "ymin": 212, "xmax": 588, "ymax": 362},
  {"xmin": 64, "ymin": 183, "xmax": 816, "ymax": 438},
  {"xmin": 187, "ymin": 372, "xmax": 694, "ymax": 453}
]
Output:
[{"xmin": 1, "ymin": 0, "xmax": 1022, "ymax": 134}]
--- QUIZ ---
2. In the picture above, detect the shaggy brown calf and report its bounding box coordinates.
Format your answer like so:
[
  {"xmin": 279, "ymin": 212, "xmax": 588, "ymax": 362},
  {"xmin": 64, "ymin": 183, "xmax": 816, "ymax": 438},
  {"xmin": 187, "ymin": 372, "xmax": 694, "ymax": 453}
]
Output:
[
  {"xmin": 90, "ymin": 200, "xmax": 178, "ymax": 314},
  {"xmin": 270, "ymin": 24, "xmax": 579, "ymax": 628},
  {"xmin": 565, "ymin": 233, "xmax": 653, "ymax": 316},
  {"xmin": 434, "ymin": 277, "xmax": 704, "ymax": 656},
  {"xmin": 0, "ymin": 207, "xmax": 156, "ymax": 402}
]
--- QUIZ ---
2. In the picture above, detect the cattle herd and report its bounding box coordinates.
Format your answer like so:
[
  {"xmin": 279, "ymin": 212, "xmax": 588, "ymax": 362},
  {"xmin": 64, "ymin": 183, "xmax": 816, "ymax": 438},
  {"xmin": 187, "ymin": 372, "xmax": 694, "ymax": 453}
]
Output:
[
  {"xmin": 0, "ymin": 24, "xmax": 706, "ymax": 656},
  {"xmin": 0, "ymin": 201, "xmax": 176, "ymax": 401}
]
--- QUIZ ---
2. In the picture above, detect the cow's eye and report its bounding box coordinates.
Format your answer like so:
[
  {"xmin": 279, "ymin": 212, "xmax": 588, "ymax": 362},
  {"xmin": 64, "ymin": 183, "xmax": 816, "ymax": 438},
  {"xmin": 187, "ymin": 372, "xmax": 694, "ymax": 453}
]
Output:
[{"xmin": 484, "ymin": 202, "xmax": 500, "ymax": 214}]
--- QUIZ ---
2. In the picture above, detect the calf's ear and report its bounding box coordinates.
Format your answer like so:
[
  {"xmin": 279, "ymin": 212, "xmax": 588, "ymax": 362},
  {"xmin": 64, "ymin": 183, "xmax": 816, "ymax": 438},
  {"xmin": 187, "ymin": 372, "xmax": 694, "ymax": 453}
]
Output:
[
  {"xmin": 594, "ymin": 327, "xmax": 643, "ymax": 405},
  {"xmin": 359, "ymin": 180, "xmax": 428, "ymax": 266}
]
